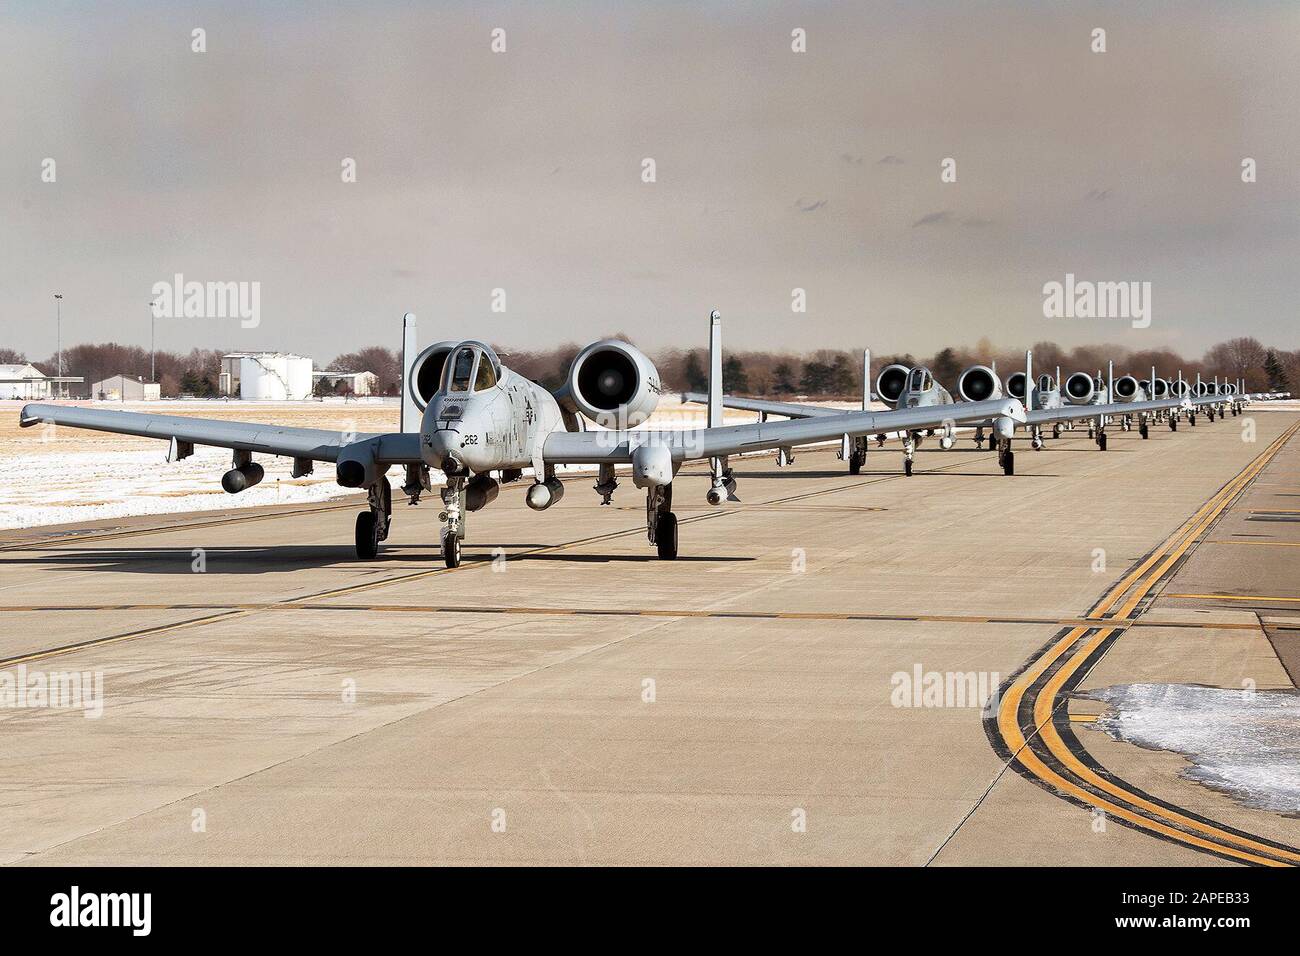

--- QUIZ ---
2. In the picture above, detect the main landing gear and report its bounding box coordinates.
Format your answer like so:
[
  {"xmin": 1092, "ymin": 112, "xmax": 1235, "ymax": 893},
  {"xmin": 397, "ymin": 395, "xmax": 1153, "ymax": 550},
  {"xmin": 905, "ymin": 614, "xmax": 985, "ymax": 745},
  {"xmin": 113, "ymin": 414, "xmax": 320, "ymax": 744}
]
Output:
[
  {"xmin": 1139, "ymin": 421, "xmax": 1150, "ymax": 439},
  {"xmin": 846, "ymin": 437, "xmax": 868, "ymax": 475},
  {"xmin": 355, "ymin": 478, "xmax": 393, "ymax": 559},
  {"xmin": 647, "ymin": 484, "xmax": 678, "ymax": 560},
  {"xmin": 997, "ymin": 439, "xmax": 1015, "ymax": 476},
  {"xmin": 1097, "ymin": 430, "xmax": 1108, "ymax": 451},
  {"xmin": 903, "ymin": 432, "xmax": 919, "ymax": 476}
]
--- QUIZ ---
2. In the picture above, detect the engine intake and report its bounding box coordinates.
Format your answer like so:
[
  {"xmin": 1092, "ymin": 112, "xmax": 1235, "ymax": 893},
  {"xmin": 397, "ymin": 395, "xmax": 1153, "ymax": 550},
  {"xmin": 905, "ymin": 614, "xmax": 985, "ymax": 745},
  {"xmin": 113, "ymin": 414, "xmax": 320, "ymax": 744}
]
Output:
[
  {"xmin": 1063, "ymin": 371, "xmax": 1096, "ymax": 404},
  {"xmin": 407, "ymin": 341, "xmax": 460, "ymax": 412},
  {"xmin": 875, "ymin": 364, "xmax": 910, "ymax": 408},
  {"xmin": 1006, "ymin": 372, "xmax": 1029, "ymax": 402},
  {"xmin": 1113, "ymin": 375, "xmax": 1139, "ymax": 400},
  {"xmin": 956, "ymin": 365, "xmax": 1001, "ymax": 403},
  {"xmin": 564, "ymin": 340, "xmax": 662, "ymax": 426}
]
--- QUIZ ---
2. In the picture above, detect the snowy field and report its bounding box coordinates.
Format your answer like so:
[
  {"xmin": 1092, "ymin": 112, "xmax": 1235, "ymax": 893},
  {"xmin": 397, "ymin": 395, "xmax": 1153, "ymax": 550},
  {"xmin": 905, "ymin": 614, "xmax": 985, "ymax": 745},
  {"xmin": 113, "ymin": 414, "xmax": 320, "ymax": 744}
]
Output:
[{"xmin": 1, "ymin": 396, "xmax": 846, "ymax": 530}]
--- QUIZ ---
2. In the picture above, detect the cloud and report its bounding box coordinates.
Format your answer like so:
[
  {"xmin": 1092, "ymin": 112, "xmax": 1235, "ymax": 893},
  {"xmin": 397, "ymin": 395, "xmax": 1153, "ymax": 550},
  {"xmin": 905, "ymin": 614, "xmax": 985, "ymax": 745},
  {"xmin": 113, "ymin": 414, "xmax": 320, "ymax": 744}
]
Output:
[
  {"xmin": 877, "ymin": 155, "xmax": 905, "ymax": 165},
  {"xmin": 795, "ymin": 198, "xmax": 828, "ymax": 213},
  {"xmin": 912, "ymin": 210, "xmax": 955, "ymax": 227}
]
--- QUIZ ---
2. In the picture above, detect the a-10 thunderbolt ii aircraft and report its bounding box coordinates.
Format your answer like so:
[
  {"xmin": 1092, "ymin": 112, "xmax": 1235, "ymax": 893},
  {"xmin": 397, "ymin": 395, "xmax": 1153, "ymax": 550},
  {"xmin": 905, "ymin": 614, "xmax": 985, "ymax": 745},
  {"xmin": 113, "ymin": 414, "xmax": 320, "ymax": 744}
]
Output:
[
  {"xmin": 18, "ymin": 312, "xmax": 1028, "ymax": 567},
  {"xmin": 686, "ymin": 349, "xmax": 1182, "ymax": 476}
]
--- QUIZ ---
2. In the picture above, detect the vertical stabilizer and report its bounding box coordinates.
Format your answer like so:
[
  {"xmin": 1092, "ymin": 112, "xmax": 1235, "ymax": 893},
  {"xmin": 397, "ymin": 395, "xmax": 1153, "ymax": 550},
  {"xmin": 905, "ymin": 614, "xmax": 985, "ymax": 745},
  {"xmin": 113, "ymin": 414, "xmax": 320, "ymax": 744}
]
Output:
[
  {"xmin": 862, "ymin": 349, "xmax": 871, "ymax": 410},
  {"xmin": 400, "ymin": 312, "xmax": 419, "ymax": 433},
  {"xmin": 708, "ymin": 310, "xmax": 722, "ymax": 429}
]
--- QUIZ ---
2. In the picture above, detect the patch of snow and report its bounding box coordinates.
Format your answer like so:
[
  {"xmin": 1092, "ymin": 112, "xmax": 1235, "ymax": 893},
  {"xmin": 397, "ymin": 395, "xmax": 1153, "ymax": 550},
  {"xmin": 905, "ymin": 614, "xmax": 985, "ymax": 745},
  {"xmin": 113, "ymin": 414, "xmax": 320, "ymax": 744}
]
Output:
[{"xmin": 1081, "ymin": 683, "xmax": 1300, "ymax": 815}]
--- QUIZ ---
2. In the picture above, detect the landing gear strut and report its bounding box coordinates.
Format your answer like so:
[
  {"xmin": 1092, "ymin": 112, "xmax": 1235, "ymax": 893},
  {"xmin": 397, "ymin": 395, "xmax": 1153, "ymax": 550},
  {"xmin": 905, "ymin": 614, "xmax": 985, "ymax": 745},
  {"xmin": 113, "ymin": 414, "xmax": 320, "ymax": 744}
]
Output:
[
  {"xmin": 848, "ymin": 439, "xmax": 866, "ymax": 475},
  {"xmin": 355, "ymin": 478, "xmax": 392, "ymax": 559},
  {"xmin": 439, "ymin": 476, "xmax": 466, "ymax": 568},
  {"xmin": 997, "ymin": 439, "xmax": 1015, "ymax": 476},
  {"xmin": 647, "ymin": 483, "xmax": 677, "ymax": 560},
  {"xmin": 903, "ymin": 433, "xmax": 917, "ymax": 476}
]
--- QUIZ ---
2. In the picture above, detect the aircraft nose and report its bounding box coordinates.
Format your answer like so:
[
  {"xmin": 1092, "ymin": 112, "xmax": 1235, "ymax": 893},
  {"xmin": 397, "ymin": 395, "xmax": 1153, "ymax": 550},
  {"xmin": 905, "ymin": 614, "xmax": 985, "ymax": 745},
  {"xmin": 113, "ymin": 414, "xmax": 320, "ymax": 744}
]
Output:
[{"xmin": 422, "ymin": 427, "xmax": 460, "ymax": 471}]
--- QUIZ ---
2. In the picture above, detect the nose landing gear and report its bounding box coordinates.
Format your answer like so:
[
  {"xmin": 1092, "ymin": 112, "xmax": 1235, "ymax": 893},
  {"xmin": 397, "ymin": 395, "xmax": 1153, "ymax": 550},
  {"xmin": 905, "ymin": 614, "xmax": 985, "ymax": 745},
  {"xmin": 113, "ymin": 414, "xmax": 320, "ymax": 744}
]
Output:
[{"xmin": 439, "ymin": 476, "xmax": 466, "ymax": 568}]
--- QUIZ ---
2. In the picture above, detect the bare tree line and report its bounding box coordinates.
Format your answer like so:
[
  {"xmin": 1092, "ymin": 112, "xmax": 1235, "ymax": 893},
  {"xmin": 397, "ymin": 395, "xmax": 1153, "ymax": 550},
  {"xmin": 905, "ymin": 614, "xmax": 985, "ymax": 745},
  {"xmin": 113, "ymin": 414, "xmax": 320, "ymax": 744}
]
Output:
[{"xmin": 1, "ymin": 336, "xmax": 1294, "ymax": 400}]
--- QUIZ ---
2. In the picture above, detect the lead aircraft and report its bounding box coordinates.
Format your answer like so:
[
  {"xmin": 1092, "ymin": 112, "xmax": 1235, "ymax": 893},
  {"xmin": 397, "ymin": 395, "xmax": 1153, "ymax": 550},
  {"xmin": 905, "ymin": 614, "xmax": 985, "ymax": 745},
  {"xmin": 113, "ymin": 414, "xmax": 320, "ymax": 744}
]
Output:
[{"xmin": 19, "ymin": 312, "xmax": 1027, "ymax": 566}]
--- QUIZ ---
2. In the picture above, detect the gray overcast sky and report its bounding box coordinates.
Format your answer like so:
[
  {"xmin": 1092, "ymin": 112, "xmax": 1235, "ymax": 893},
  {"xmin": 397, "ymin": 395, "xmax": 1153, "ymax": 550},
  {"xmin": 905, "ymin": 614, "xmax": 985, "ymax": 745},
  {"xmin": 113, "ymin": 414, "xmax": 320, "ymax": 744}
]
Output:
[{"xmin": 2, "ymin": 0, "xmax": 1297, "ymax": 362}]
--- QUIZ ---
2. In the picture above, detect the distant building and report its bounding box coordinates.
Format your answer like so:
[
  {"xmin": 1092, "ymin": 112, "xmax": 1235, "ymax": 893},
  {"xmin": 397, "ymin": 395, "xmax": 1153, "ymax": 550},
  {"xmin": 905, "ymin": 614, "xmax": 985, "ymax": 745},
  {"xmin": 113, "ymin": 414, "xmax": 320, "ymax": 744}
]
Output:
[
  {"xmin": 0, "ymin": 363, "xmax": 49, "ymax": 400},
  {"xmin": 312, "ymin": 370, "xmax": 377, "ymax": 396},
  {"xmin": 91, "ymin": 374, "xmax": 161, "ymax": 402},
  {"xmin": 220, "ymin": 352, "xmax": 314, "ymax": 400},
  {"xmin": 0, "ymin": 361, "xmax": 82, "ymax": 400}
]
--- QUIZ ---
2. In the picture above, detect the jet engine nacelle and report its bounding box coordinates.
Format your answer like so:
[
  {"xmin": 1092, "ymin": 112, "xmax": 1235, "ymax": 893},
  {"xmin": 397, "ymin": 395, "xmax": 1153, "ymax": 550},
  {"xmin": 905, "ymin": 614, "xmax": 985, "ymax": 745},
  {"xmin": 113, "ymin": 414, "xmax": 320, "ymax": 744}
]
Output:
[
  {"xmin": 1063, "ymin": 371, "xmax": 1096, "ymax": 405},
  {"xmin": 1170, "ymin": 379, "xmax": 1191, "ymax": 397},
  {"xmin": 1005, "ymin": 372, "xmax": 1029, "ymax": 402},
  {"xmin": 874, "ymin": 364, "xmax": 910, "ymax": 408},
  {"xmin": 956, "ymin": 365, "xmax": 1001, "ymax": 403},
  {"xmin": 1152, "ymin": 378, "xmax": 1170, "ymax": 398},
  {"xmin": 564, "ymin": 340, "xmax": 662, "ymax": 426},
  {"xmin": 407, "ymin": 340, "xmax": 461, "ymax": 412},
  {"xmin": 1222, "ymin": 382, "xmax": 1237, "ymax": 396},
  {"xmin": 1113, "ymin": 375, "xmax": 1139, "ymax": 401}
]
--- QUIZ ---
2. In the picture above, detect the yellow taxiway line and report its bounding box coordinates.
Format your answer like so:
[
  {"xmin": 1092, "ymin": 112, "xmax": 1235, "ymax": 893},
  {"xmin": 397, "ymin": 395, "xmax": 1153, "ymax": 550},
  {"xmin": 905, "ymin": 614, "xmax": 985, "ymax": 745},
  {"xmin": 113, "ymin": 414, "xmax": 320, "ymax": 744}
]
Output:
[{"xmin": 994, "ymin": 420, "xmax": 1300, "ymax": 866}]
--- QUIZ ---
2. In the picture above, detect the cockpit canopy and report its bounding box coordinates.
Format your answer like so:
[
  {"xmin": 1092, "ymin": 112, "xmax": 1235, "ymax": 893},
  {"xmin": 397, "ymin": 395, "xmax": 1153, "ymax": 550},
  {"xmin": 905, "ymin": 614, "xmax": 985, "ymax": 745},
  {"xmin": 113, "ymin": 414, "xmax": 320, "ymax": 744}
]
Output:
[
  {"xmin": 1038, "ymin": 374, "xmax": 1056, "ymax": 392},
  {"xmin": 442, "ymin": 341, "xmax": 502, "ymax": 394},
  {"xmin": 907, "ymin": 367, "xmax": 933, "ymax": 393}
]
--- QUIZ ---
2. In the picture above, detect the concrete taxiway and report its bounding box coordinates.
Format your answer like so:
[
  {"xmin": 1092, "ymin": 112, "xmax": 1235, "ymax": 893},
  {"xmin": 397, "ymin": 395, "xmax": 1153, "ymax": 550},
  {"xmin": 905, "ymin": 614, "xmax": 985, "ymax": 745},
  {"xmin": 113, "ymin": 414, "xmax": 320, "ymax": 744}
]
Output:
[{"xmin": 2, "ymin": 408, "xmax": 1299, "ymax": 865}]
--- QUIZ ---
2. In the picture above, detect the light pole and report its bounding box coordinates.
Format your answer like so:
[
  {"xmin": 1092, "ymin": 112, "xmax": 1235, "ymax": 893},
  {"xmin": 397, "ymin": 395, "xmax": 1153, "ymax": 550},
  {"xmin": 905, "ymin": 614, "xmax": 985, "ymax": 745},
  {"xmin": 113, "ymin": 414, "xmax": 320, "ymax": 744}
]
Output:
[
  {"xmin": 53, "ymin": 293, "xmax": 63, "ymax": 399},
  {"xmin": 149, "ymin": 301, "xmax": 156, "ymax": 383}
]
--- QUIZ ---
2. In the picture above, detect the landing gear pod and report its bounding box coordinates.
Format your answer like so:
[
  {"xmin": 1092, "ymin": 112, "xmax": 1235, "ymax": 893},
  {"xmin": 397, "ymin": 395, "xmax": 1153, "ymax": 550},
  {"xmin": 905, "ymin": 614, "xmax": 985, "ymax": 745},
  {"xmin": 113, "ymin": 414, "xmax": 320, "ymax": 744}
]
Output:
[
  {"xmin": 526, "ymin": 477, "xmax": 566, "ymax": 511},
  {"xmin": 464, "ymin": 474, "xmax": 500, "ymax": 513},
  {"xmin": 221, "ymin": 461, "xmax": 264, "ymax": 493}
]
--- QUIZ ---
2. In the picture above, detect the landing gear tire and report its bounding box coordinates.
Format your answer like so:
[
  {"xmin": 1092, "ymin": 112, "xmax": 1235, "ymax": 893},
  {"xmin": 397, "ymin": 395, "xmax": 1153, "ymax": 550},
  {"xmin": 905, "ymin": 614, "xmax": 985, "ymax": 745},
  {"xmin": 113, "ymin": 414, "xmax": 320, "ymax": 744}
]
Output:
[
  {"xmin": 1170, "ymin": 419, "xmax": 1178, "ymax": 432},
  {"xmin": 355, "ymin": 511, "xmax": 379, "ymax": 559},
  {"xmin": 1140, "ymin": 423, "xmax": 1149, "ymax": 439},
  {"xmin": 904, "ymin": 458, "xmax": 913, "ymax": 477},
  {"xmin": 655, "ymin": 512, "xmax": 679, "ymax": 560},
  {"xmin": 1052, "ymin": 424, "xmax": 1061, "ymax": 439},
  {"xmin": 1189, "ymin": 414, "xmax": 1196, "ymax": 426},
  {"xmin": 849, "ymin": 451, "xmax": 863, "ymax": 475},
  {"xmin": 1097, "ymin": 432, "xmax": 1107, "ymax": 451},
  {"xmin": 1002, "ymin": 450, "xmax": 1015, "ymax": 476},
  {"xmin": 441, "ymin": 529, "xmax": 462, "ymax": 568}
]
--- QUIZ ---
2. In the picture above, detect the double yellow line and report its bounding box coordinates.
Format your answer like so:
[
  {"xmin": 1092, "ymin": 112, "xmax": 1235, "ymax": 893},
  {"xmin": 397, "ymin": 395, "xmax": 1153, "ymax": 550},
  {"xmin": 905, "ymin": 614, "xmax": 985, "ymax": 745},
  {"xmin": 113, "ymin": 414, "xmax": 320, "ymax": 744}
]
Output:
[{"xmin": 993, "ymin": 420, "xmax": 1300, "ymax": 866}]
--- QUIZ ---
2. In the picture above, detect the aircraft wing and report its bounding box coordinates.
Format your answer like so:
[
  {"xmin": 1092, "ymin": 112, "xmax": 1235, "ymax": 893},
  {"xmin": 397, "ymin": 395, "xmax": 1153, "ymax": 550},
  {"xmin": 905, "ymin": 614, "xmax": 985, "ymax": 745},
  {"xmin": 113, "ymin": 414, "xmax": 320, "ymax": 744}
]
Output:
[
  {"xmin": 1024, "ymin": 398, "xmax": 1182, "ymax": 424},
  {"xmin": 18, "ymin": 402, "xmax": 423, "ymax": 464},
  {"xmin": 678, "ymin": 392, "xmax": 842, "ymax": 419},
  {"xmin": 543, "ymin": 397, "xmax": 1025, "ymax": 464}
]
